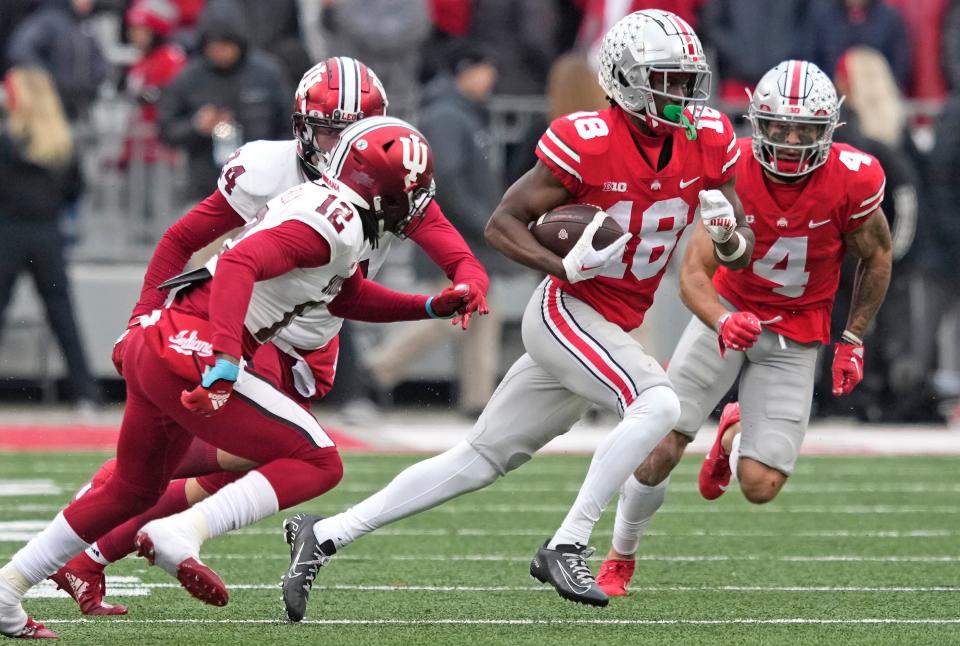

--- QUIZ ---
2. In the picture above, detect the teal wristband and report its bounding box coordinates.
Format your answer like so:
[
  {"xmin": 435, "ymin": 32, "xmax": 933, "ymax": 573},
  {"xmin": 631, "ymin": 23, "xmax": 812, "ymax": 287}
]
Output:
[
  {"xmin": 201, "ymin": 358, "xmax": 240, "ymax": 388},
  {"xmin": 425, "ymin": 296, "xmax": 443, "ymax": 319}
]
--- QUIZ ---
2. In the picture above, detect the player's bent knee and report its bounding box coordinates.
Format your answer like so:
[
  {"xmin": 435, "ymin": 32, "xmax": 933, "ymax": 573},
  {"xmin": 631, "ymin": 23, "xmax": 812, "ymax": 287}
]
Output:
[
  {"xmin": 738, "ymin": 459, "xmax": 787, "ymax": 504},
  {"xmin": 626, "ymin": 385, "xmax": 681, "ymax": 430},
  {"xmin": 635, "ymin": 431, "xmax": 689, "ymax": 486},
  {"xmin": 448, "ymin": 441, "xmax": 501, "ymax": 490}
]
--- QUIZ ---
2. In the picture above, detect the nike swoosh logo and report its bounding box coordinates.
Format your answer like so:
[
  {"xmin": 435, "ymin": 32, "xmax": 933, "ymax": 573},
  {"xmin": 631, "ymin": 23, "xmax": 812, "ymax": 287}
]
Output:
[
  {"xmin": 579, "ymin": 264, "xmax": 601, "ymax": 272},
  {"xmin": 287, "ymin": 544, "xmax": 305, "ymax": 578},
  {"xmin": 557, "ymin": 563, "xmax": 591, "ymax": 595},
  {"xmin": 808, "ymin": 219, "xmax": 831, "ymax": 228},
  {"xmin": 679, "ymin": 177, "xmax": 700, "ymax": 189}
]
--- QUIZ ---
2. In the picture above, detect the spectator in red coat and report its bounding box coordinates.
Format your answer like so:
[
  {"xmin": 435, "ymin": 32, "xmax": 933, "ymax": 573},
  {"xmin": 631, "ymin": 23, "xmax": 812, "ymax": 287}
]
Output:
[{"xmin": 123, "ymin": 0, "xmax": 187, "ymax": 166}]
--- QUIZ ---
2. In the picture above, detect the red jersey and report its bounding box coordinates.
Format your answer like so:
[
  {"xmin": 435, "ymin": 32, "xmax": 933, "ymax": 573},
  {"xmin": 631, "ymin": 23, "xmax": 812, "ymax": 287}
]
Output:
[
  {"xmin": 713, "ymin": 140, "xmax": 886, "ymax": 344},
  {"xmin": 536, "ymin": 105, "xmax": 739, "ymax": 330}
]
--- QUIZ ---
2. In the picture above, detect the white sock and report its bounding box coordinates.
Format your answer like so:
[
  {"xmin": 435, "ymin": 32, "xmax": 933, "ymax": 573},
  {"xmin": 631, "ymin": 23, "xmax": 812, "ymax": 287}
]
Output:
[
  {"xmin": 549, "ymin": 386, "xmax": 680, "ymax": 549},
  {"xmin": 85, "ymin": 543, "xmax": 110, "ymax": 566},
  {"xmin": 611, "ymin": 475, "xmax": 670, "ymax": 557},
  {"xmin": 728, "ymin": 432, "xmax": 743, "ymax": 481},
  {"xmin": 0, "ymin": 564, "xmax": 28, "ymax": 635},
  {"xmin": 10, "ymin": 513, "xmax": 88, "ymax": 587},
  {"xmin": 314, "ymin": 441, "xmax": 498, "ymax": 550},
  {"xmin": 178, "ymin": 471, "xmax": 279, "ymax": 541}
]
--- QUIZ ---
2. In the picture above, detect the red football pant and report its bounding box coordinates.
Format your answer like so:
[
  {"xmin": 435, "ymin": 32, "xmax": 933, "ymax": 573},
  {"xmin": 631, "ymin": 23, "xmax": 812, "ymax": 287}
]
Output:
[{"xmin": 62, "ymin": 326, "xmax": 343, "ymax": 543}]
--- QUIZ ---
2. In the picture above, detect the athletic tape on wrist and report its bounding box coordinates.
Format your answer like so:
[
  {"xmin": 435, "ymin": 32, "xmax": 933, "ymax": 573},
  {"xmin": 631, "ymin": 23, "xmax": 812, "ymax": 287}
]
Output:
[
  {"xmin": 715, "ymin": 231, "xmax": 746, "ymax": 263},
  {"xmin": 841, "ymin": 330, "xmax": 863, "ymax": 345}
]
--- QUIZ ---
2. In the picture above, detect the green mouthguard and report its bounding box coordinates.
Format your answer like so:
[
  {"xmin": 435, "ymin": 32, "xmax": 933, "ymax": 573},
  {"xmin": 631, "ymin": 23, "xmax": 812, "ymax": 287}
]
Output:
[{"xmin": 662, "ymin": 104, "xmax": 697, "ymax": 141}]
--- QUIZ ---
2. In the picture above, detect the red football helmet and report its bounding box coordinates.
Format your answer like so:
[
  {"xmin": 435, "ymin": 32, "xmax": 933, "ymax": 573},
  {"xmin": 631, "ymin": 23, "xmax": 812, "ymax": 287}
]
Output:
[
  {"xmin": 293, "ymin": 57, "xmax": 389, "ymax": 176},
  {"xmin": 324, "ymin": 116, "xmax": 435, "ymax": 242}
]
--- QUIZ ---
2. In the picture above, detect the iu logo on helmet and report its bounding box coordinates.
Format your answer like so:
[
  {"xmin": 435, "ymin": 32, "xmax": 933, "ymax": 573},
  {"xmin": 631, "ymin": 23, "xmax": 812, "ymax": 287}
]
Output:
[{"xmin": 401, "ymin": 134, "xmax": 428, "ymax": 185}]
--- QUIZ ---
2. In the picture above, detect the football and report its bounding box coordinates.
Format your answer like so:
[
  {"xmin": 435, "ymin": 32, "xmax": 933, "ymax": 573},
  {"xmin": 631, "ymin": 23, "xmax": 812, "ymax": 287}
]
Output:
[{"xmin": 531, "ymin": 204, "xmax": 624, "ymax": 257}]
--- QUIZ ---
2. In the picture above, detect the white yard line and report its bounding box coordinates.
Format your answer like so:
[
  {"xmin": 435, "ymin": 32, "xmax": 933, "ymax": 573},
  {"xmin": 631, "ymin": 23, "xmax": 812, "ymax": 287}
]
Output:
[
  {"xmin": 6, "ymin": 552, "xmax": 960, "ymax": 563},
  {"xmin": 39, "ymin": 618, "xmax": 960, "ymax": 626},
  {"xmin": 7, "ymin": 503, "xmax": 960, "ymax": 515}
]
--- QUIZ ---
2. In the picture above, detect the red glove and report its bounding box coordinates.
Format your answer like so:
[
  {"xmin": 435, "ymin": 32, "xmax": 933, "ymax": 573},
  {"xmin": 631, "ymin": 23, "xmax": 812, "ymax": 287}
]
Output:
[
  {"xmin": 832, "ymin": 341, "xmax": 864, "ymax": 396},
  {"xmin": 716, "ymin": 311, "xmax": 762, "ymax": 356},
  {"xmin": 426, "ymin": 284, "xmax": 471, "ymax": 319},
  {"xmin": 451, "ymin": 281, "xmax": 489, "ymax": 330},
  {"xmin": 181, "ymin": 358, "xmax": 239, "ymax": 416}
]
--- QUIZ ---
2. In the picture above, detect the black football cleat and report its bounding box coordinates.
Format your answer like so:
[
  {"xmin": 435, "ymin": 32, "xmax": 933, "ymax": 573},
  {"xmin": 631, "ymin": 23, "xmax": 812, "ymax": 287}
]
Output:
[
  {"xmin": 530, "ymin": 540, "xmax": 609, "ymax": 607},
  {"xmin": 281, "ymin": 513, "xmax": 336, "ymax": 622}
]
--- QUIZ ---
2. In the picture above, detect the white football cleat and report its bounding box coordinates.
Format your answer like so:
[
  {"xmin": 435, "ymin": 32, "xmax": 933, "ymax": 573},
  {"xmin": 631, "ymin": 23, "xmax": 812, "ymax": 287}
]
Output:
[{"xmin": 134, "ymin": 519, "xmax": 228, "ymax": 606}]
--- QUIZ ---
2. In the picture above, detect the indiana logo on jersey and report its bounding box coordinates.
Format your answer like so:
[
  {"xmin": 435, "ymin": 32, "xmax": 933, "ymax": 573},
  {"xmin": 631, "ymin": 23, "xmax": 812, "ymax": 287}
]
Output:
[{"xmin": 167, "ymin": 330, "xmax": 214, "ymax": 357}]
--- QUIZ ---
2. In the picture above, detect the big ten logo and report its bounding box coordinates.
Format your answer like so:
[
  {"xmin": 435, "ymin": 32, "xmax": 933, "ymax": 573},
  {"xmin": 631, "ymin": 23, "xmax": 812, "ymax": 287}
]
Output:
[{"xmin": 603, "ymin": 181, "xmax": 628, "ymax": 193}]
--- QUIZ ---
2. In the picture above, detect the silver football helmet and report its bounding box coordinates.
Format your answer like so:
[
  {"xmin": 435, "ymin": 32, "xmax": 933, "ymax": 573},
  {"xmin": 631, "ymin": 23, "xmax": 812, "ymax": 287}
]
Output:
[
  {"xmin": 597, "ymin": 9, "xmax": 711, "ymax": 130},
  {"xmin": 747, "ymin": 60, "xmax": 842, "ymax": 177}
]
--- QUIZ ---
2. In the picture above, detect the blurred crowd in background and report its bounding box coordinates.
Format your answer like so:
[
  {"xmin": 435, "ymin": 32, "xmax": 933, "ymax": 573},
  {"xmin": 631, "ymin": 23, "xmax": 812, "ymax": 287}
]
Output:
[{"xmin": 0, "ymin": 0, "xmax": 957, "ymax": 425}]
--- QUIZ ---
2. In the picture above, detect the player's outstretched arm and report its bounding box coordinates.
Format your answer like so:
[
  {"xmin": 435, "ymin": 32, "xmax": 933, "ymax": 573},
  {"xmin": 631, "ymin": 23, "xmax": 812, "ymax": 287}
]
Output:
[
  {"xmin": 841, "ymin": 208, "xmax": 893, "ymax": 341},
  {"xmin": 680, "ymin": 225, "xmax": 761, "ymax": 353},
  {"xmin": 698, "ymin": 179, "xmax": 755, "ymax": 271},
  {"xmin": 484, "ymin": 161, "xmax": 573, "ymax": 278}
]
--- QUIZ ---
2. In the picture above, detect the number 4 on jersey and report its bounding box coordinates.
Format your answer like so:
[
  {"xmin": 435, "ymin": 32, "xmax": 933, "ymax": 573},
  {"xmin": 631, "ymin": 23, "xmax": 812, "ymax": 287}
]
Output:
[{"xmin": 752, "ymin": 237, "xmax": 810, "ymax": 297}]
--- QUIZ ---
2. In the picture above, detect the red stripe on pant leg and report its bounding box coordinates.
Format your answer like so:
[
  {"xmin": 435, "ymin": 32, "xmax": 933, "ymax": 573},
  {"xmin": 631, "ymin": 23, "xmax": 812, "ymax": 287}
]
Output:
[{"xmin": 545, "ymin": 284, "xmax": 635, "ymax": 407}]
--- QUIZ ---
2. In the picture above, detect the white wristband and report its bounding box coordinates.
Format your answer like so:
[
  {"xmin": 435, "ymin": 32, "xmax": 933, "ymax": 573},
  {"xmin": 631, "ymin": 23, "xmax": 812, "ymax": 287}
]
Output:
[
  {"xmin": 715, "ymin": 231, "xmax": 746, "ymax": 263},
  {"xmin": 841, "ymin": 330, "xmax": 863, "ymax": 345}
]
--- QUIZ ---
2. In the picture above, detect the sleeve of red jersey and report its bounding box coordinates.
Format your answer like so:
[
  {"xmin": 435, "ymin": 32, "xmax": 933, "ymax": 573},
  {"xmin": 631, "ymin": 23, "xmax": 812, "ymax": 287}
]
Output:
[
  {"xmin": 842, "ymin": 152, "xmax": 886, "ymax": 233},
  {"xmin": 407, "ymin": 201, "xmax": 490, "ymax": 293},
  {"xmin": 534, "ymin": 116, "xmax": 587, "ymax": 195},
  {"xmin": 131, "ymin": 190, "xmax": 246, "ymax": 319},
  {"xmin": 700, "ymin": 111, "xmax": 741, "ymax": 188}
]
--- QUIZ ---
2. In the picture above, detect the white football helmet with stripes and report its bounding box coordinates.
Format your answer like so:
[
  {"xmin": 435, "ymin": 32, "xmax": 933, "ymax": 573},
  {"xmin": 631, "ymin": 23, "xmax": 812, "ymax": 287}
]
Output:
[
  {"xmin": 747, "ymin": 60, "xmax": 842, "ymax": 177},
  {"xmin": 324, "ymin": 116, "xmax": 435, "ymax": 242},
  {"xmin": 293, "ymin": 56, "xmax": 388, "ymax": 175},
  {"xmin": 597, "ymin": 9, "xmax": 711, "ymax": 130}
]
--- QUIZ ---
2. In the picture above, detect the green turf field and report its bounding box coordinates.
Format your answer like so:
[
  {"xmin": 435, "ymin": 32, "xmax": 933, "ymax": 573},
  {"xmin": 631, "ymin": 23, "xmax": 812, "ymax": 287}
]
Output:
[{"xmin": 1, "ymin": 450, "xmax": 958, "ymax": 645}]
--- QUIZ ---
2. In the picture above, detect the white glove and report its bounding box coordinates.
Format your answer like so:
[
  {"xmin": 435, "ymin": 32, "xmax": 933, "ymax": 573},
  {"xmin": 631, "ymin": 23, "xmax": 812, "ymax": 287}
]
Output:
[
  {"xmin": 561, "ymin": 211, "xmax": 632, "ymax": 283},
  {"xmin": 698, "ymin": 189, "xmax": 736, "ymax": 244}
]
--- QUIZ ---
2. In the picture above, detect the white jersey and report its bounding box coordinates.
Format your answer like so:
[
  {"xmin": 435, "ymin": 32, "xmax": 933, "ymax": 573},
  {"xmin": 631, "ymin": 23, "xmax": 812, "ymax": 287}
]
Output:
[
  {"xmin": 214, "ymin": 139, "xmax": 396, "ymax": 352},
  {"xmin": 277, "ymin": 235, "xmax": 395, "ymax": 350},
  {"xmin": 206, "ymin": 181, "xmax": 365, "ymax": 349},
  {"xmin": 217, "ymin": 140, "xmax": 306, "ymax": 223}
]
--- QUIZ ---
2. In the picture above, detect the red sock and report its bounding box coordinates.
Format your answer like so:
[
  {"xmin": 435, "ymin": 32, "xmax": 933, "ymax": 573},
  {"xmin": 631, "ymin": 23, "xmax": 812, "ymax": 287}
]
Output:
[
  {"xmin": 95, "ymin": 479, "xmax": 190, "ymax": 563},
  {"xmin": 171, "ymin": 439, "xmax": 220, "ymax": 478},
  {"xmin": 195, "ymin": 471, "xmax": 245, "ymax": 495},
  {"xmin": 64, "ymin": 550, "xmax": 105, "ymax": 574}
]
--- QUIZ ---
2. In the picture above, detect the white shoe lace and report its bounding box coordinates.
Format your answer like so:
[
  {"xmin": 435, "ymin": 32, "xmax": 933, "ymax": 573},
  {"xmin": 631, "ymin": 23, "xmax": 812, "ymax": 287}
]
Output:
[{"xmin": 561, "ymin": 545, "xmax": 597, "ymax": 586}]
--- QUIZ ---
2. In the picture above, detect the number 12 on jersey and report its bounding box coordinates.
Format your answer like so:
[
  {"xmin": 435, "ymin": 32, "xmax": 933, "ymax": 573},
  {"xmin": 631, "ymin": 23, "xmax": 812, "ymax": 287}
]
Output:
[{"xmin": 316, "ymin": 194, "xmax": 354, "ymax": 233}]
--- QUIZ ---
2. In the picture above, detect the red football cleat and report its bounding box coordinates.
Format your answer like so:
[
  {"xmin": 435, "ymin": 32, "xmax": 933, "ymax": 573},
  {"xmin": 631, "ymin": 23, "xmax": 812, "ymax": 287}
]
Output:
[
  {"xmin": 698, "ymin": 402, "xmax": 741, "ymax": 500},
  {"xmin": 595, "ymin": 559, "xmax": 635, "ymax": 597},
  {"xmin": 3, "ymin": 617, "xmax": 58, "ymax": 639},
  {"xmin": 135, "ymin": 532, "xmax": 228, "ymax": 607},
  {"xmin": 49, "ymin": 558, "xmax": 127, "ymax": 616}
]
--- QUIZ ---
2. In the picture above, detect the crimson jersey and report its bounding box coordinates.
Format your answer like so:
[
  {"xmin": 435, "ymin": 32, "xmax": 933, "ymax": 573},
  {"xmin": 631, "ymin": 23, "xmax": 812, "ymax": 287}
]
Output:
[
  {"xmin": 536, "ymin": 106, "xmax": 739, "ymax": 330},
  {"xmin": 713, "ymin": 140, "xmax": 886, "ymax": 344}
]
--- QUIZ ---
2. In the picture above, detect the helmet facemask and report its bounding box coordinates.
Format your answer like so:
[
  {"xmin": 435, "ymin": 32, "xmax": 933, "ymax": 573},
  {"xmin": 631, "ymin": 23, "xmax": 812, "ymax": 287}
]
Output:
[
  {"xmin": 749, "ymin": 111, "xmax": 837, "ymax": 177},
  {"xmin": 293, "ymin": 113, "xmax": 348, "ymax": 175}
]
